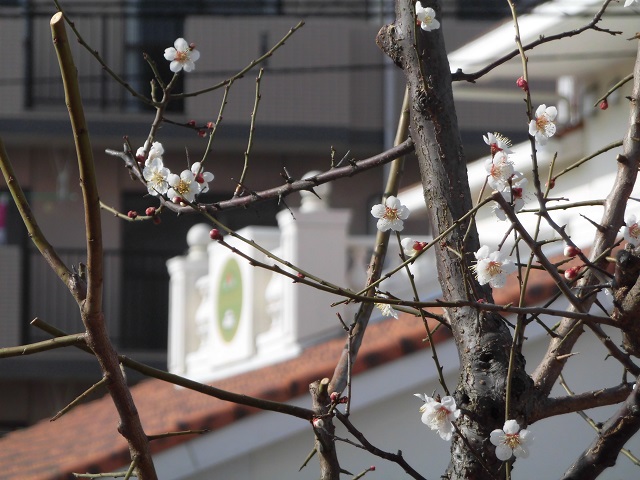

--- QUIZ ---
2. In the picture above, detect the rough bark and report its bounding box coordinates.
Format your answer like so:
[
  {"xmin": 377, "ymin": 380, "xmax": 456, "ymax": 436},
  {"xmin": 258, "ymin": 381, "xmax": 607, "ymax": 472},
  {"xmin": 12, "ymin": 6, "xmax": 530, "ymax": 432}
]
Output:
[{"xmin": 377, "ymin": 2, "xmax": 533, "ymax": 478}]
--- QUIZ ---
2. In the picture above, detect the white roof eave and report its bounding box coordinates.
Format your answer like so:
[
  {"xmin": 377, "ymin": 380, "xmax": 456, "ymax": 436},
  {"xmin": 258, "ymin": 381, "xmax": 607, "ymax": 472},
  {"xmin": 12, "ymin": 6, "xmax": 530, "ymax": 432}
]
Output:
[{"xmin": 448, "ymin": 0, "xmax": 637, "ymax": 82}]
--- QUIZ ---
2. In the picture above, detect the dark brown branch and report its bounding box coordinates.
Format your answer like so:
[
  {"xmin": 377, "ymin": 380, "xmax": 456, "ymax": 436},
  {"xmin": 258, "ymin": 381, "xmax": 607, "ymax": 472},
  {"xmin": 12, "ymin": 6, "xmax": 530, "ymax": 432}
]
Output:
[
  {"xmin": 105, "ymin": 138, "xmax": 414, "ymax": 215},
  {"xmin": 533, "ymin": 33, "xmax": 640, "ymax": 396},
  {"xmin": 561, "ymin": 378, "xmax": 640, "ymax": 480},
  {"xmin": 452, "ymin": 0, "xmax": 618, "ymax": 82},
  {"xmin": 334, "ymin": 411, "xmax": 427, "ymax": 480},
  {"xmin": 532, "ymin": 384, "xmax": 633, "ymax": 423}
]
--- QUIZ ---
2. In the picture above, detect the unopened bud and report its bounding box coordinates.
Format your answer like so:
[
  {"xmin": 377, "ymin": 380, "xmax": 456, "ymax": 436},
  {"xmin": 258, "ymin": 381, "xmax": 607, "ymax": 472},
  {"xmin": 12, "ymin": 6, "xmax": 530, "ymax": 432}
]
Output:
[
  {"xmin": 516, "ymin": 76, "xmax": 529, "ymax": 92},
  {"xmin": 187, "ymin": 120, "xmax": 196, "ymax": 127},
  {"xmin": 413, "ymin": 241, "xmax": 427, "ymax": 252},
  {"xmin": 312, "ymin": 418, "xmax": 324, "ymax": 428},
  {"xmin": 145, "ymin": 207, "xmax": 156, "ymax": 216},
  {"xmin": 599, "ymin": 99, "xmax": 608, "ymax": 110},
  {"xmin": 564, "ymin": 245, "xmax": 581, "ymax": 258},
  {"xmin": 330, "ymin": 392, "xmax": 339, "ymax": 402},
  {"xmin": 206, "ymin": 121, "xmax": 215, "ymax": 129},
  {"xmin": 198, "ymin": 130, "xmax": 207, "ymax": 138},
  {"xmin": 209, "ymin": 229, "xmax": 223, "ymax": 241},
  {"xmin": 127, "ymin": 210, "xmax": 138, "ymax": 219},
  {"xmin": 546, "ymin": 178, "xmax": 556, "ymax": 190},
  {"xmin": 564, "ymin": 266, "xmax": 581, "ymax": 280},
  {"xmin": 153, "ymin": 216, "xmax": 162, "ymax": 225}
]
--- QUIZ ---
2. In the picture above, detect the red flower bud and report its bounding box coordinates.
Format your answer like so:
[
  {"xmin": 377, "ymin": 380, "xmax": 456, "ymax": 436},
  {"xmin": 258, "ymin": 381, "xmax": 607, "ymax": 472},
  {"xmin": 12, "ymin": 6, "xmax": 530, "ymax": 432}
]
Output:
[
  {"xmin": 546, "ymin": 178, "xmax": 556, "ymax": 190},
  {"xmin": 172, "ymin": 196, "xmax": 183, "ymax": 205},
  {"xmin": 599, "ymin": 99, "xmax": 608, "ymax": 110},
  {"xmin": 564, "ymin": 245, "xmax": 581, "ymax": 258},
  {"xmin": 145, "ymin": 207, "xmax": 156, "ymax": 216},
  {"xmin": 206, "ymin": 121, "xmax": 215, "ymax": 129},
  {"xmin": 564, "ymin": 266, "xmax": 581, "ymax": 280},
  {"xmin": 153, "ymin": 216, "xmax": 162, "ymax": 225},
  {"xmin": 413, "ymin": 241, "xmax": 427, "ymax": 252},
  {"xmin": 127, "ymin": 210, "xmax": 138, "ymax": 219},
  {"xmin": 209, "ymin": 229, "xmax": 223, "ymax": 241},
  {"xmin": 187, "ymin": 120, "xmax": 196, "ymax": 127},
  {"xmin": 370, "ymin": 466, "xmax": 376, "ymax": 472},
  {"xmin": 198, "ymin": 130, "xmax": 207, "ymax": 138},
  {"xmin": 330, "ymin": 392, "xmax": 339, "ymax": 402},
  {"xmin": 516, "ymin": 76, "xmax": 529, "ymax": 92}
]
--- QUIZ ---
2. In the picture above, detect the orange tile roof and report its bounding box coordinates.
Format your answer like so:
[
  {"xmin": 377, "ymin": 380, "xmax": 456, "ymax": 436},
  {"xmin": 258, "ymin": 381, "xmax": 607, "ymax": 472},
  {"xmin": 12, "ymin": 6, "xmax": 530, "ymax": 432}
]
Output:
[{"xmin": 0, "ymin": 313, "xmax": 446, "ymax": 480}]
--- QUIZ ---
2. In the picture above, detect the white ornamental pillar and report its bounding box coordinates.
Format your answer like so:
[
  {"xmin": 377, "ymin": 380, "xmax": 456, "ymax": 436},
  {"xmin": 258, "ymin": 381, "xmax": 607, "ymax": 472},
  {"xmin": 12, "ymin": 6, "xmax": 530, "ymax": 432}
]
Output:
[
  {"xmin": 166, "ymin": 223, "xmax": 210, "ymax": 376},
  {"xmin": 275, "ymin": 171, "xmax": 351, "ymax": 346}
]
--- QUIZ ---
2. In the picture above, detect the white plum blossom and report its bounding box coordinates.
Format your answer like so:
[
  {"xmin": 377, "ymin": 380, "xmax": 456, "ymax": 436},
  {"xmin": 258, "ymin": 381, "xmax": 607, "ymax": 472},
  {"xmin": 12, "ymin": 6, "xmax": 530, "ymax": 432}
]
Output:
[
  {"xmin": 493, "ymin": 176, "xmax": 528, "ymax": 221},
  {"xmin": 375, "ymin": 302, "xmax": 399, "ymax": 319},
  {"xmin": 164, "ymin": 38, "xmax": 200, "ymax": 73},
  {"xmin": 370, "ymin": 196, "xmax": 410, "ymax": 232},
  {"xmin": 401, "ymin": 237, "xmax": 427, "ymax": 257},
  {"xmin": 490, "ymin": 420, "xmax": 533, "ymax": 461},
  {"xmin": 135, "ymin": 141, "xmax": 165, "ymax": 166},
  {"xmin": 528, "ymin": 104, "xmax": 557, "ymax": 146},
  {"xmin": 472, "ymin": 245, "xmax": 516, "ymax": 288},
  {"xmin": 484, "ymin": 151, "xmax": 515, "ymax": 191},
  {"xmin": 623, "ymin": 214, "xmax": 640, "ymax": 246},
  {"xmin": 625, "ymin": 0, "xmax": 639, "ymax": 6},
  {"xmin": 415, "ymin": 2, "xmax": 440, "ymax": 31},
  {"xmin": 191, "ymin": 162, "xmax": 215, "ymax": 194},
  {"xmin": 483, "ymin": 132, "xmax": 513, "ymax": 157},
  {"xmin": 147, "ymin": 142, "xmax": 164, "ymax": 164},
  {"xmin": 167, "ymin": 169, "xmax": 201, "ymax": 203},
  {"xmin": 414, "ymin": 394, "xmax": 460, "ymax": 441},
  {"xmin": 143, "ymin": 158, "xmax": 170, "ymax": 196}
]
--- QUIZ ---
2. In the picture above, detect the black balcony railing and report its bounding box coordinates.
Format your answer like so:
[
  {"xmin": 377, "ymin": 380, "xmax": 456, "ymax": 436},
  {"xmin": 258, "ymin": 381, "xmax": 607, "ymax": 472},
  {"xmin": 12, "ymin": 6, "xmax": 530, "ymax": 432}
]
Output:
[{"xmin": 24, "ymin": 247, "xmax": 181, "ymax": 351}]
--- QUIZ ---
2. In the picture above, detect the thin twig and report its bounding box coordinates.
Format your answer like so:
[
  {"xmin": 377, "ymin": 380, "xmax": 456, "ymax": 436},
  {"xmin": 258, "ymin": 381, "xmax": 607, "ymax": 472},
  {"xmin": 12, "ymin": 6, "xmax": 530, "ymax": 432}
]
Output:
[
  {"xmin": 51, "ymin": 377, "xmax": 108, "ymax": 421},
  {"xmin": 235, "ymin": 68, "xmax": 264, "ymax": 196}
]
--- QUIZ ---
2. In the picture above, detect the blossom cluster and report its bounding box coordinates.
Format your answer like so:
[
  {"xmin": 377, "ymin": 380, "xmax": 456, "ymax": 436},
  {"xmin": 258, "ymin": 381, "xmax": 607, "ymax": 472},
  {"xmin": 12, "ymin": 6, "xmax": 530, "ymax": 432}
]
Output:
[
  {"xmin": 483, "ymin": 132, "xmax": 528, "ymax": 221},
  {"xmin": 136, "ymin": 142, "xmax": 213, "ymax": 204},
  {"xmin": 414, "ymin": 393, "xmax": 533, "ymax": 461}
]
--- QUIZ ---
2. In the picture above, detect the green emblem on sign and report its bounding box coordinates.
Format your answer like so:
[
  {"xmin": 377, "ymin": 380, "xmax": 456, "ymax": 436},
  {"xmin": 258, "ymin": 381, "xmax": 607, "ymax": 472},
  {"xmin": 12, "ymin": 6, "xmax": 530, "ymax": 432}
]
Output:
[{"xmin": 217, "ymin": 258, "xmax": 243, "ymax": 343}]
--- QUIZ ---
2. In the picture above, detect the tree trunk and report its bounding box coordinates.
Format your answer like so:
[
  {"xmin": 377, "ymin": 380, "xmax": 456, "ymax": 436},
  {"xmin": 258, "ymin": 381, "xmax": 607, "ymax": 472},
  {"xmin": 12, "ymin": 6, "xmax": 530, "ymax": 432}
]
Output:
[{"xmin": 377, "ymin": 2, "xmax": 534, "ymax": 478}]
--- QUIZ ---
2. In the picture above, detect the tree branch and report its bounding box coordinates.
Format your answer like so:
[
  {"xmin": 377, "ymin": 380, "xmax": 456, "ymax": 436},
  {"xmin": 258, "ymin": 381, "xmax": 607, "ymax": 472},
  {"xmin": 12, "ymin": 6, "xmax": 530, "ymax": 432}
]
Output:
[
  {"xmin": 533, "ymin": 32, "xmax": 640, "ymax": 397},
  {"xmin": 51, "ymin": 13, "xmax": 155, "ymax": 479},
  {"xmin": 452, "ymin": 0, "xmax": 619, "ymax": 83},
  {"xmin": 106, "ymin": 138, "xmax": 414, "ymax": 215},
  {"xmin": 561, "ymin": 377, "xmax": 640, "ymax": 480}
]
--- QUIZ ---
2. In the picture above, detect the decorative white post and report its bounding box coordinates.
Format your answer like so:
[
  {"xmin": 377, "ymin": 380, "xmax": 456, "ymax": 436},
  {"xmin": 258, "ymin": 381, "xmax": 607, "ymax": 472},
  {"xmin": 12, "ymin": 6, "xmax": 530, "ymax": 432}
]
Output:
[
  {"xmin": 268, "ymin": 171, "xmax": 352, "ymax": 347},
  {"xmin": 166, "ymin": 223, "xmax": 211, "ymax": 376}
]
